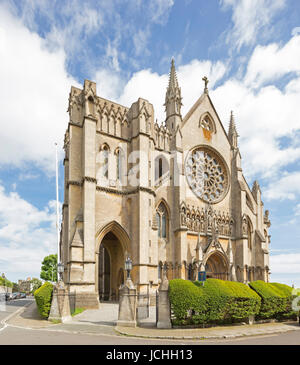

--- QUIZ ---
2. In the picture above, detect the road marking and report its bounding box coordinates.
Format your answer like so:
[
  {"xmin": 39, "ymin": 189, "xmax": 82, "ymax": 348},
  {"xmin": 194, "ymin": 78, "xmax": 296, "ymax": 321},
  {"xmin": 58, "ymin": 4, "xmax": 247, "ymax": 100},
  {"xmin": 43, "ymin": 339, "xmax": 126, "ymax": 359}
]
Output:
[{"xmin": 0, "ymin": 301, "xmax": 33, "ymax": 333}]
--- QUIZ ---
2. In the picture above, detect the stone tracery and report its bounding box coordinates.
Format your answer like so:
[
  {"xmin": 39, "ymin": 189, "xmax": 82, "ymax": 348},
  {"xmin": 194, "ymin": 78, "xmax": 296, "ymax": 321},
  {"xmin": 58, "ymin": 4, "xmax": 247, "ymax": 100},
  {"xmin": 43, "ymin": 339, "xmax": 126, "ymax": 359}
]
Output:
[{"xmin": 185, "ymin": 147, "xmax": 229, "ymax": 203}]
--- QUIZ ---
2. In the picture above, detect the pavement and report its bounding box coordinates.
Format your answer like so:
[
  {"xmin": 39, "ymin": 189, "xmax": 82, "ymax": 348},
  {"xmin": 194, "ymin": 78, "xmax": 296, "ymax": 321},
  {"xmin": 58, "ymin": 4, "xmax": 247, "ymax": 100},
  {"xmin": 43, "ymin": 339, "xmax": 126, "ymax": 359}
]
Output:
[{"xmin": 3, "ymin": 300, "xmax": 300, "ymax": 341}]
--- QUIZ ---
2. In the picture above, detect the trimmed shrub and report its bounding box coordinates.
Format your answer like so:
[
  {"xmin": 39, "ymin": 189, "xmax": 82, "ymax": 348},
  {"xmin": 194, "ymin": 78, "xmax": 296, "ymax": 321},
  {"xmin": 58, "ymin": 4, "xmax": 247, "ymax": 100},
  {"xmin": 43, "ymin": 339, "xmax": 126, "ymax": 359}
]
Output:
[
  {"xmin": 169, "ymin": 279, "xmax": 207, "ymax": 325},
  {"xmin": 195, "ymin": 279, "xmax": 261, "ymax": 324},
  {"xmin": 169, "ymin": 278, "xmax": 261, "ymax": 326},
  {"xmin": 249, "ymin": 281, "xmax": 297, "ymax": 320},
  {"xmin": 34, "ymin": 282, "xmax": 53, "ymax": 319}
]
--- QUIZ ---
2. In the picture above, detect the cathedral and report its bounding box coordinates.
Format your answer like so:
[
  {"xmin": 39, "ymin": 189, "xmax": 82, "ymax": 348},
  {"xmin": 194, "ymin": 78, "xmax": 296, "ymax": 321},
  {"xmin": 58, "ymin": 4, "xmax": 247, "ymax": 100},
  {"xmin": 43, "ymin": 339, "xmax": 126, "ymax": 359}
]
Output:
[{"xmin": 61, "ymin": 60, "xmax": 271, "ymax": 308}]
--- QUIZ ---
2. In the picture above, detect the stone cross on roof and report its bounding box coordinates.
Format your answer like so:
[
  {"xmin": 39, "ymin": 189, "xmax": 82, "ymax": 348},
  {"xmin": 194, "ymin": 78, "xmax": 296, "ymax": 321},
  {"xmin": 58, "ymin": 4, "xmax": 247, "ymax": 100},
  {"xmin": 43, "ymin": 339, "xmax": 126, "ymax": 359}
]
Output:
[{"xmin": 202, "ymin": 76, "xmax": 209, "ymax": 94}]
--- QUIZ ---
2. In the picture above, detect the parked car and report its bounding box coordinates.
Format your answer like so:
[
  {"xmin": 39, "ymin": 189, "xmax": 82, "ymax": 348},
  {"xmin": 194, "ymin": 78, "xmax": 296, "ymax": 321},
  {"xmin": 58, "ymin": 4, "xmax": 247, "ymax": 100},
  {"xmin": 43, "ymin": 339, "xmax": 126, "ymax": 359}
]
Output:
[
  {"xmin": 11, "ymin": 292, "xmax": 20, "ymax": 300},
  {"xmin": 20, "ymin": 293, "xmax": 26, "ymax": 298}
]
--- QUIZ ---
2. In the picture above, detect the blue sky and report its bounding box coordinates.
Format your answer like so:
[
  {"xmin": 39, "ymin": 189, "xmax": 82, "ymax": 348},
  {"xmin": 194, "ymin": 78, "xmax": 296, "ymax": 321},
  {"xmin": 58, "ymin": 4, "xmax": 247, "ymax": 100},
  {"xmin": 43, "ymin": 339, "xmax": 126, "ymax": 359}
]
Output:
[{"xmin": 0, "ymin": 0, "xmax": 300, "ymax": 287}]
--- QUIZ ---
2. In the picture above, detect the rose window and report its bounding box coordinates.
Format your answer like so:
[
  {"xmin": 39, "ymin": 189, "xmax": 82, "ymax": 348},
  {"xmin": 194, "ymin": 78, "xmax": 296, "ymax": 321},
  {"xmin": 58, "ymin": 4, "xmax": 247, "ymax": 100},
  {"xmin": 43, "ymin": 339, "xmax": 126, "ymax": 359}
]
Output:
[{"xmin": 185, "ymin": 147, "xmax": 228, "ymax": 203}]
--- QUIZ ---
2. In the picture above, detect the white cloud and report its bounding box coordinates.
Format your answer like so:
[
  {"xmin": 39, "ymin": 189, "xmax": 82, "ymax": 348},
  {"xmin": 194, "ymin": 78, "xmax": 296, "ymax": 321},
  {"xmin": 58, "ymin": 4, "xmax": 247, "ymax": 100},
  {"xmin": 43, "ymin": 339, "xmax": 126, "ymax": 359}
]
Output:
[
  {"xmin": 211, "ymin": 74, "xmax": 300, "ymax": 180},
  {"xmin": 0, "ymin": 4, "xmax": 78, "ymax": 172},
  {"xmin": 149, "ymin": 0, "xmax": 174, "ymax": 25},
  {"xmin": 0, "ymin": 185, "xmax": 58, "ymax": 281},
  {"xmin": 294, "ymin": 203, "xmax": 300, "ymax": 216},
  {"xmin": 270, "ymin": 253, "xmax": 300, "ymax": 274},
  {"xmin": 245, "ymin": 35, "xmax": 300, "ymax": 87},
  {"xmin": 7, "ymin": 0, "xmax": 104, "ymax": 54},
  {"xmin": 18, "ymin": 172, "xmax": 39, "ymax": 181},
  {"xmin": 264, "ymin": 172, "xmax": 300, "ymax": 200},
  {"xmin": 133, "ymin": 28, "xmax": 151, "ymax": 57},
  {"xmin": 222, "ymin": 0, "xmax": 286, "ymax": 50},
  {"xmin": 117, "ymin": 59, "xmax": 227, "ymax": 123}
]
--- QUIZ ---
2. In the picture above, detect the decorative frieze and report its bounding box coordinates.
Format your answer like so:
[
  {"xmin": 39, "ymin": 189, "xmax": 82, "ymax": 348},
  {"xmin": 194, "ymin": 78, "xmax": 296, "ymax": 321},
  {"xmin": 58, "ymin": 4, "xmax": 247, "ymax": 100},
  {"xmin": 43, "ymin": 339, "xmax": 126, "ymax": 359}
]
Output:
[
  {"xmin": 180, "ymin": 202, "xmax": 234, "ymax": 237},
  {"xmin": 83, "ymin": 176, "xmax": 97, "ymax": 184},
  {"xmin": 96, "ymin": 185, "xmax": 156, "ymax": 197},
  {"xmin": 68, "ymin": 180, "xmax": 82, "ymax": 187}
]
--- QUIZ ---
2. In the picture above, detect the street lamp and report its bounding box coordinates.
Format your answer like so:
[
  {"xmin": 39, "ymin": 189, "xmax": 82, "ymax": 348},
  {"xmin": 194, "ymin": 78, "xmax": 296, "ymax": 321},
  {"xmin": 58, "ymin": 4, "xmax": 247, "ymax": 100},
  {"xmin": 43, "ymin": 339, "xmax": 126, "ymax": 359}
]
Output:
[
  {"xmin": 57, "ymin": 262, "xmax": 64, "ymax": 282},
  {"xmin": 125, "ymin": 257, "xmax": 132, "ymax": 280}
]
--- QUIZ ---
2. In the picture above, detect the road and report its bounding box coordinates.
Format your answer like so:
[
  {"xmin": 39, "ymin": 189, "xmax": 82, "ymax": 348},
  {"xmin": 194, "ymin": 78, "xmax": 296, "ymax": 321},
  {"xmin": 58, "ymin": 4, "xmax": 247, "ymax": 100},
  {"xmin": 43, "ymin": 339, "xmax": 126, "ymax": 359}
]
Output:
[
  {"xmin": 0, "ymin": 298, "xmax": 33, "ymax": 330},
  {"xmin": 0, "ymin": 299, "xmax": 299, "ymax": 346},
  {"xmin": 0, "ymin": 323, "xmax": 299, "ymax": 345}
]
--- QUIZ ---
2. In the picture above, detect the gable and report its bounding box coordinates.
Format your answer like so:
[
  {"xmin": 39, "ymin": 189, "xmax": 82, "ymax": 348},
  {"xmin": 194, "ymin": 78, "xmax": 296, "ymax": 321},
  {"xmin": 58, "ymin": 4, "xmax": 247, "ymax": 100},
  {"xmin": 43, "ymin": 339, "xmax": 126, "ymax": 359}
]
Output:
[{"xmin": 181, "ymin": 93, "xmax": 232, "ymax": 160}]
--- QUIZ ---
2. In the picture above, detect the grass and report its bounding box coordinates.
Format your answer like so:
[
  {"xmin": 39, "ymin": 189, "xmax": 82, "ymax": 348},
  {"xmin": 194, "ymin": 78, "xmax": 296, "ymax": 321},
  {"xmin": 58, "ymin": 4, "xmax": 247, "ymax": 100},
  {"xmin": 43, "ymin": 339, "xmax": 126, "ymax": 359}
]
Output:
[{"xmin": 71, "ymin": 307, "xmax": 86, "ymax": 317}]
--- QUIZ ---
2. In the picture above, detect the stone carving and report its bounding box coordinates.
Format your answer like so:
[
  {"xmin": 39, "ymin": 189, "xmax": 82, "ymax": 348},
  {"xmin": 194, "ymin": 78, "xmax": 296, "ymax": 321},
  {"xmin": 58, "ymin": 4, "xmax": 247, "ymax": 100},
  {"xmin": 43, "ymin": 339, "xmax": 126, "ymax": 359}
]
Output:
[
  {"xmin": 63, "ymin": 130, "xmax": 70, "ymax": 159},
  {"xmin": 180, "ymin": 202, "xmax": 234, "ymax": 237},
  {"xmin": 242, "ymin": 214, "xmax": 248, "ymax": 235},
  {"xmin": 202, "ymin": 76, "xmax": 209, "ymax": 93},
  {"xmin": 185, "ymin": 147, "xmax": 228, "ymax": 203}
]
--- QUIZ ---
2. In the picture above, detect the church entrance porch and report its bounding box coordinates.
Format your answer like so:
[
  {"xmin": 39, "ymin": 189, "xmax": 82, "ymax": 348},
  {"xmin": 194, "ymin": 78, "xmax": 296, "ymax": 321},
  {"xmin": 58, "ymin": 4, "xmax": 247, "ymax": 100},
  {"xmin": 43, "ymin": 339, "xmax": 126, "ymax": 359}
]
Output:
[
  {"xmin": 98, "ymin": 231, "xmax": 125, "ymax": 302},
  {"xmin": 205, "ymin": 252, "xmax": 229, "ymax": 280}
]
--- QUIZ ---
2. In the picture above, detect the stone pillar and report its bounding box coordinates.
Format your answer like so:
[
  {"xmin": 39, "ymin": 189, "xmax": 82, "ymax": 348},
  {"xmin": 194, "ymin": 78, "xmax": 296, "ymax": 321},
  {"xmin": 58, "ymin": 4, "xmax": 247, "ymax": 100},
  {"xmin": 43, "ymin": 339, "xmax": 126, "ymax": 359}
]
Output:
[
  {"xmin": 48, "ymin": 281, "xmax": 72, "ymax": 323},
  {"xmin": 117, "ymin": 278, "xmax": 137, "ymax": 327},
  {"xmin": 157, "ymin": 272, "xmax": 172, "ymax": 329}
]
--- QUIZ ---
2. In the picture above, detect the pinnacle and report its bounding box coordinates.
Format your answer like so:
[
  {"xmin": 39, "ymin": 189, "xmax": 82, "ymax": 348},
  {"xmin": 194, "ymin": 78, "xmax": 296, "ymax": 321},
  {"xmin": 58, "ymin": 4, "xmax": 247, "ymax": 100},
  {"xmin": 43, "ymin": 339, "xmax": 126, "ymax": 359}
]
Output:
[
  {"xmin": 228, "ymin": 110, "xmax": 237, "ymax": 136},
  {"xmin": 167, "ymin": 58, "xmax": 179, "ymax": 91}
]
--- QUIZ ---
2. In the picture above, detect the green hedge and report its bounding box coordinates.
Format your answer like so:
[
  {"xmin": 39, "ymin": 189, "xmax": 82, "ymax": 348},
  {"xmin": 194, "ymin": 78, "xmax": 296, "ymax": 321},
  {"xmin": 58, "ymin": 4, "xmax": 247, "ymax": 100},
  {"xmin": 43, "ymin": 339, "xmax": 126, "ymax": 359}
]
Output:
[
  {"xmin": 169, "ymin": 278, "xmax": 261, "ymax": 326},
  {"xmin": 169, "ymin": 279, "xmax": 207, "ymax": 325},
  {"xmin": 34, "ymin": 282, "xmax": 53, "ymax": 319},
  {"xmin": 249, "ymin": 281, "xmax": 297, "ymax": 320}
]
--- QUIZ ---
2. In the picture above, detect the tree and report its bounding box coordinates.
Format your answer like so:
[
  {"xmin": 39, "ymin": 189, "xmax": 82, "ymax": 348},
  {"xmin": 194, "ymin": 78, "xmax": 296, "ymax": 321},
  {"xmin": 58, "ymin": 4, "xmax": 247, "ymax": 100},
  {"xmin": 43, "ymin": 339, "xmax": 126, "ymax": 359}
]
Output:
[
  {"xmin": 12, "ymin": 282, "xmax": 19, "ymax": 292},
  {"xmin": 31, "ymin": 278, "xmax": 42, "ymax": 293},
  {"xmin": 40, "ymin": 254, "xmax": 57, "ymax": 282}
]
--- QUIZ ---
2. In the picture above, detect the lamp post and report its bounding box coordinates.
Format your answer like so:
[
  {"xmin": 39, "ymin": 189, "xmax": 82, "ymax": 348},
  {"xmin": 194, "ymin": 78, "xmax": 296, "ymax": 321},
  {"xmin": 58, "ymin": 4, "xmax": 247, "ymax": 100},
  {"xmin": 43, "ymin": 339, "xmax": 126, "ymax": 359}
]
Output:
[
  {"xmin": 162, "ymin": 262, "xmax": 168, "ymax": 280},
  {"xmin": 57, "ymin": 263, "xmax": 64, "ymax": 282},
  {"xmin": 125, "ymin": 257, "xmax": 132, "ymax": 280}
]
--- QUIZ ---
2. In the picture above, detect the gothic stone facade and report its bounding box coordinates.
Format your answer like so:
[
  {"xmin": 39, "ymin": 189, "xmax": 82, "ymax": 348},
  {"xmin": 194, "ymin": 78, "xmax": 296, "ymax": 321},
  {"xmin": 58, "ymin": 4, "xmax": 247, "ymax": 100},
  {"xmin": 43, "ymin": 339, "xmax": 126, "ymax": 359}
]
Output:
[{"xmin": 61, "ymin": 61, "xmax": 271, "ymax": 308}]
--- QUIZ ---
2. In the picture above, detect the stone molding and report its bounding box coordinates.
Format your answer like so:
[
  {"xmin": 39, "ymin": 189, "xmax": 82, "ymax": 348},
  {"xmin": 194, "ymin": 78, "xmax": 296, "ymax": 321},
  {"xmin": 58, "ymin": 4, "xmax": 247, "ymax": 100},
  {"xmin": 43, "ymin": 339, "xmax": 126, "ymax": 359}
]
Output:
[
  {"xmin": 67, "ymin": 282, "xmax": 95, "ymax": 285},
  {"xmin": 67, "ymin": 261, "xmax": 96, "ymax": 264},
  {"xmin": 96, "ymin": 185, "xmax": 156, "ymax": 197},
  {"xmin": 68, "ymin": 180, "xmax": 82, "ymax": 187},
  {"xmin": 83, "ymin": 176, "xmax": 97, "ymax": 184}
]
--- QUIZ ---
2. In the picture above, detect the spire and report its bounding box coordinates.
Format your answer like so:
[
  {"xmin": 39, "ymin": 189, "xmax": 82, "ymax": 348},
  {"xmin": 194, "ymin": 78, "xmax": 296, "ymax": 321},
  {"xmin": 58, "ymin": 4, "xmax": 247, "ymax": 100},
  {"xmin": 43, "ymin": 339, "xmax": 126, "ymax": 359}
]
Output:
[
  {"xmin": 165, "ymin": 59, "xmax": 183, "ymax": 149},
  {"xmin": 168, "ymin": 58, "xmax": 179, "ymax": 91},
  {"xmin": 228, "ymin": 111, "xmax": 239, "ymax": 148},
  {"xmin": 165, "ymin": 58, "xmax": 182, "ymax": 114}
]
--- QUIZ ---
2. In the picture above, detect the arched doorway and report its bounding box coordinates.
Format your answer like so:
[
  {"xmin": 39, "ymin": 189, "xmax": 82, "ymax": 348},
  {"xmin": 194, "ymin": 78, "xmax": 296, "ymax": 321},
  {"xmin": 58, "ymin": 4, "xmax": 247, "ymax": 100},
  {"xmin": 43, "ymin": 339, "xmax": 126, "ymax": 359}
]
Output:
[
  {"xmin": 98, "ymin": 231, "xmax": 125, "ymax": 302},
  {"xmin": 205, "ymin": 252, "xmax": 229, "ymax": 280}
]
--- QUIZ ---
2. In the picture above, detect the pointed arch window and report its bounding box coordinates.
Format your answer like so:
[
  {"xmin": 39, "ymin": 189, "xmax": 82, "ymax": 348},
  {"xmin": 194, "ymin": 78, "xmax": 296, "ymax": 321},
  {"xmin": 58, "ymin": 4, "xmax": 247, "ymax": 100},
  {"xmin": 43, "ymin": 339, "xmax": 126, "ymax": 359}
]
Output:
[
  {"xmin": 87, "ymin": 95, "xmax": 94, "ymax": 116},
  {"xmin": 200, "ymin": 116, "xmax": 213, "ymax": 131},
  {"xmin": 188, "ymin": 264, "xmax": 193, "ymax": 281},
  {"xmin": 156, "ymin": 202, "xmax": 168, "ymax": 239},
  {"xmin": 100, "ymin": 144, "xmax": 110, "ymax": 180},
  {"xmin": 199, "ymin": 114, "xmax": 214, "ymax": 141},
  {"xmin": 247, "ymin": 220, "xmax": 252, "ymax": 250},
  {"xmin": 159, "ymin": 158, "xmax": 163, "ymax": 179},
  {"xmin": 158, "ymin": 262, "xmax": 163, "ymax": 280},
  {"xmin": 115, "ymin": 148, "xmax": 124, "ymax": 182}
]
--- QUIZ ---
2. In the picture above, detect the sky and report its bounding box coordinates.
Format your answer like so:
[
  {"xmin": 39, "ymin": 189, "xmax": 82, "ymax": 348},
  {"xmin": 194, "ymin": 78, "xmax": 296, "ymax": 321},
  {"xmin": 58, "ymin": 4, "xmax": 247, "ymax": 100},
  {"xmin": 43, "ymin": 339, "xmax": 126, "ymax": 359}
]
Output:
[{"xmin": 0, "ymin": 0, "xmax": 299, "ymax": 287}]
